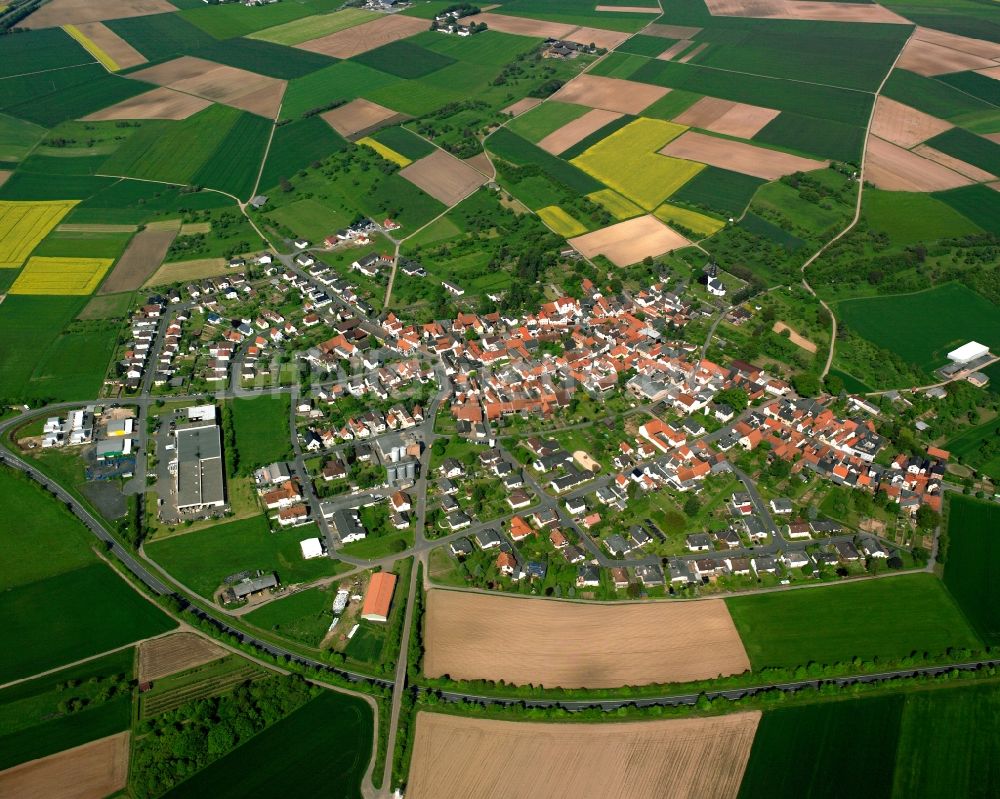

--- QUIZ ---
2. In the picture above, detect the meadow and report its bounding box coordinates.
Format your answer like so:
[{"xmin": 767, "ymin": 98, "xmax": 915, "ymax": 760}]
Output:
[
  {"xmin": 161, "ymin": 690, "xmax": 373, "ymax": 799},
  {"xmin": 942, "ymin": 496, "xmax": 1000, "ymax": 645},
  {"xmin": 259, "ymin": 116, "xmax": 347, "ymax": 190},
  {"xmin": 507, "ymin": 102, "xmax": 591, "ymax": 143},
  {"xmin": 0, "ymin": 113, "xmax": 45, "ymax": 163},
  {"xmin": 231, "ymin": 395, "xmax": 294, "ymax": 468},
  {"xmin": 487, "ymin": 128, "xmax": 603, "ymax": 196},
  {"xmin": 145, "ymin": 517, "xmax": 343, "ymax": 599},
  {"xmin": 945, "ymin": 417, "xmax": 1000, "ymax": 480},
  {"xmin": 244, "ymin": 584, "xmax": 338, "ymax": 647},
  {"xmin": 0, "ymin": 562, "xmax": 175, "ymax": 683},
  {"xmin": 669, "ymin": 166, "xmax": 762, "ymax": 217},
  {"xmin": 726, "ymin": 573, "xmax": 982, "ymax": 669},
  {"xmin": 933, "ymin": 184, "xmax": 1000, "ymax": 235},
  {"xmin": 0, "ymin": 295, "xmax": 86, "ymax": 400},
  {"xmin": 738, "ymin": 695, "xmax": 904, "ymax": 799},
  {"xmin": 862, "ymin": 190, "xmax": 983, "ymax": 246},
  {"xmin": 189, "ymin": 37, "xmax": 335, "ymax": 80},
  {"xmin": 0, "ymin": 199, "xmax": 77, "ymax": 267},
  {"xmin": 192, "ymin": 112, "xmax": 272, "ymax": 200},
  {"xmin": 23, "ymin": 322, "xmax": 120, "ymax": 401},
  {"xmin": 836, "ymin": 283, "xmax": 1000, "ymax": 374}
]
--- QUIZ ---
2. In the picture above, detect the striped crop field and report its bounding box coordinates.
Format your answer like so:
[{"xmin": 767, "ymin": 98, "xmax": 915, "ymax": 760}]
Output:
[
  {"xmin": 62, "ymin": 25, "xmax": 117, "ymax": 71},
  {"xmin": 357, "ymin": 136, "xmax": 411, "ymax": 167},
  {"xmin": 0, "ymin": 200, "xmax": 78, "ymax": 268},
  {"xmin": 9, "ymin": 256, "xmax": 113, "ymax": 295}
]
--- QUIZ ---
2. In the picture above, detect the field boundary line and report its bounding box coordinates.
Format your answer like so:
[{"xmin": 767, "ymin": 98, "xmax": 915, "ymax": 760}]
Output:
[
  {"xmin": 0, "ymin": 62, "xmax": 98, "ymax": 83},
  {"xmin": 250, "ymin": 99, "xmax": 283, "ymax": 201}
]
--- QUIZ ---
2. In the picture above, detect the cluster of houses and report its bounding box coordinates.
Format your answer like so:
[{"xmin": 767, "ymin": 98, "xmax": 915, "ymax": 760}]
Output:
[
  {"xmin": 543, "ymin": 38, "xmax": 599, "ymax": 59},
  {"xmin": 280, "ymin": 261, "xmax": 375, "ymax": 319},
  {"xmin": 302, "ymin": 401, "xmax": 426, "ymax": 450},
  {"xmin": 254, "ymin": 462, "xmax": 310, "ymax": 527},
  {"xmin": 435, "ymin": 445, "xmax": 530, "ymax": 532}
]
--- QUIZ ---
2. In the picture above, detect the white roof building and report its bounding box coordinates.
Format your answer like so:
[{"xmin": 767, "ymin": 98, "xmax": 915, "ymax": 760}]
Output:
[
  {"xmin": 186, "ymin": 404, "xmax": 217, "ymax": 422},
  {"xmin": 300, "ymin": 537, "xmax": 325, "ymax": 560},
  {"xmin": 947, "ymin": 341, "xmax": 989, "ymax": 364}
]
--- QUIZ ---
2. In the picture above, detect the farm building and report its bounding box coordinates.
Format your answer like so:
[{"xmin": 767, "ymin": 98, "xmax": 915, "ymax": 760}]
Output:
[
  {"xmin": 947, "ymin": 341, "xmax": 990, "ymax": 364},
  {"xmin": 232, "ymin": 573, "xmax": 278, "ymax": 601},
  {"xmin": 361, "ymin": 572, "xmax": 397, "ymax": 622},
  {"xmin": 300, "ymin": 537, "xmax": 326, "ymax": 560}
]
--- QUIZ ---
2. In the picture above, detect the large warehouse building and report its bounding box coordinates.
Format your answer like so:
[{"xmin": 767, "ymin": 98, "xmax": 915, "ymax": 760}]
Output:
[
  {"xmin": 173, "ymin": 420, "xmax": 226, "ymax": 512},
  {"xmin": 361, "ymin": 572, "xmax": 397, "ymax": 622},
  {"xmin": 947, "ymin": 341, "xmax": 990, "ymax": 365}
]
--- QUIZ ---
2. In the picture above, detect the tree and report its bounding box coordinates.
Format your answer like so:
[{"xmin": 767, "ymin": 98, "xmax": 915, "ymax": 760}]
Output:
[
  {"xmin": 915, "ymin": 505, "xmax": 940, "ymax": 530},
  {"xmin": 792, "ymin": 372, "xmax": 821, "ymax": 397},
  {"xmin": 683, "ymin": 495, "xmax": 701, "ymax": 517},
  {"xmin": 714, "ymin": 387, "xmax": 748, "ymax": 412}
]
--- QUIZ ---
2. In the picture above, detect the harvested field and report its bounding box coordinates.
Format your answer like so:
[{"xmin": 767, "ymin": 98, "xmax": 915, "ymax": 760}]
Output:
[
  {"xmin": 674, "ymin": 97, "xmax": 780, "ymax": 138},
  {"xmin": 406, "ymin": 712, "xmax": 761, "ymax": 799},
  {"xmin": 912, "ymin": 26, "xmax": 1000, "ymax": 62},
  {"xmin": 463, "ymin": 152, "xmax": 494, "ymax": 177},
  {"xmin": 978, "ymin": 66, "xmax": 1000, "ymax": 80},
  {"xmin": 897, "ymin": 38, "xmax": 998, "ymax": 77},
  {"xmin": 461, "ymin": 12, "xmax": 577, "ymax": 39},
  {"xmin": 295, "ymin": 14, "xmax": 426, "ymax": 59},
  {"xmin": 503, "ymin": 97, "xmax": 542, "ymax": 117},
  {"xmin": 399, "ymin": 150, "xmax": 486, "ymax": 206},
  {"xmin": 772, "ymin": 321, "xmax": 816, "ymax": 353},
  {"xmin": 0, "ymin": 732, "xmax": 129, "ymax": 799},
  {"xmin": 321, "ymin": 98, "xmax": 402, "ymax": 139},
  {"xmin": 71, "ymin": 22, "xmax": 146, "ymax": 70},
  {"xmin": 98, "ymin": 225, "xmax": 177, "ymax": 294},
  {"xmin": 703, "ymin": 0, "xmax": 908, "ymax": 24},
  {"xmin": 550, "ymin": 74, "xmax": 668, "ymax": 115},
  {"xmin": 865, "ymin": 136, "xmax": 973, "ymax": 192},
  {"xmin": 0, "ymin": 171, "xmax": 11, "ymax": 189},
  {"xmin": 658, "ymin": 40, "xmax": 694, "ymax": 61},
  {"xmin": 127, "ymin": 57, "xmax": 286, "ymax": 119},
  {"xmin": 143, "ymin": 257, "xmax": 227, "ymax": 287},
  {"xmin": 597, "ymin": 4, "xmax": 660, "ymax": 12},
  {"xmin": 84, "ymin": 87, "xmax": 211, "ymax": 121},
  {"xmin": 660, "ymin": 131, "xmax": 826, "ymax": 179},
  {"xmin": 643, "ymin": 23, "xmax": 703, "ymax": 39},
  {"xmin": 912, "ymin": 144, "xmax": 996, "ymax": 182},
  {"xmin": 23, "ymin": 0, "xmax": 175, "ymax": 28},
  {"xmin": 138, "ymin": 632, "xmax": 225, "ymax": 682},
  {"xmin": 564, "ymin": 26, "xmax": 631, "ymax": 50},
  {"xmin": 424, "ymin": 589, "xmax": 748, "ymax": 687},
  {"xmin": 179, "ymin": 222, "xmax": 211, "ymax": 235},
  {"xmin": 538, "ymin": 109, "xmax": 623, "ymax": 155},
  {"xmin": 570, "ymin": 214, "xmax": 690, "ymax": 266},
  {"xmin": 677, "ymin": 43, "xmax": 708, "ymax": 63},
  {"xmin": 870, "ymin": 96, "xmax": 952, "ymax": 149}
]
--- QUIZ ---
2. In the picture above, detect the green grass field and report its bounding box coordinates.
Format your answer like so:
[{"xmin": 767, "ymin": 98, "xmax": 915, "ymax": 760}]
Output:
[
  {"xmin": 231, "ymin": 395, "xmax": 293, "ymax": 468},
  {"xmin": 942, "ymin": 497, "xmax": 1000, "ymax": 645},
  {"xmin": 145, "ymin": 517, "xmax": 343, "ymax": 599},
  {"xmin": 0, "ymin": 63, "xmax": 107, "ymax": 113},
  {"xmin": 193, "ymin": 111, "xmax": 272, "ymax": 199},
  {"xmin": 281, "ymin": 61, "xmax": 397, "ymax": 119},
  {"xmin": 249, "ymin": 7, "xmax": 379, "ymax": 45},
  {"xmin": 755, "ymin": 111, "xmax": 864, "ymax": 162},
  {"xmin": 180, "ymin": 1, "xmax": 316, "ymax": 38},
  {"xmin": 863, "ymin": 190, "xmax": 983, "ymax": 246},
  {"xmin": 938, "ymin": 71, "xmax": 1000, "ymax": 107},
  {"xmin": 189, "ymin": 37, "xmax": 335, "ymax": 80},
  {"xmin": 669, "ymin": 166, "xmax": 763, "ymax": 217},
  {"xmin": 267, "ymin": 197, "xmax": 349, "ymax": 240},
  {"xmin": 726, "ymin": 573, "xmax": 982, "ymax": 669},
  {"xmin": 0, "ymin": 113, "xmax": 45, "ymax": 162},
  {"xmin": 0, "ymin": 27, "xmax": 94, "ymax": 78},
  {"xmin": 933, "ymin": 184, "xmax": 1000, "ymax": 235},
  {"xmin": 0, "ymin": 563, "xmax": 175, "ymax": 683},
  {"xmin": 353, "ymin": 39, "xmax": 456, "ymax": 79},
  {"xmin": 837, "ymin": 283, "xmax": 1000, "ymax": 374},
  {"xmin": 161, "ymin": 690, "xmax": 372, "ymax": 798},
  {"xmin": 946, "ymin": 417, "xmax": 1000, "ymax": 480},
  {"xmin": 107, "ymin": 12, "xmax": 216, "ymax": 62},
  {"xmin": 739, "ymin": 694, "xmax": 903, "ymax": 799},
  {"xmin": 244, "ymin": 584, "xmax": 338, "ymax": 646},
  {"xmin": 259, "ymin": 116, "xmax": 347, "ymax": 190},
  {"xmin": 507, "ymin": 102, "xmax": 590, "ymax": 143}
]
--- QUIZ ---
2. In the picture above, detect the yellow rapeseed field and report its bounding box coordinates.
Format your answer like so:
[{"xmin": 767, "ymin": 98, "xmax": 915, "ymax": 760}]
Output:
[
  {"xmin": 357, "ymin": 137, "xmax": 411, "ymax": 168},
  {"xmin": 538, "ymin": 206, "xmax": 588, "ymax": 238},
  {"xmin": 10, "ymin": 256, "xmax": 114, "ymax": 295},
  {"xmin": 63, "ymin": 24, "xmax": 119, "ymax": 71},
  {"xmin": 587, "ymin": 189, "xmax": 644, "ymax": 221},
  {"xmin": 653, "ymin": 202, "xmax": 726, "ymax": 237},
  {"xmin": 0, "ymin": 200, "xmax": 78, "ymax": 268},
  {"xmin": 572, "ymin": 118, "xmax": 704, "ymax": 211}
]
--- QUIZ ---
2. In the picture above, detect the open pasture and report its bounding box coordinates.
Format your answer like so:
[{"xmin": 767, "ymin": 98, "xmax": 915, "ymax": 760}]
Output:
[
  {"xmin": 942, "ymin": 496, "xmax": 1000, "ymax": 646},
  {"xmin": 249, "ymin": 7, "xmax": 379, "ymax": 45},
  {"xmin": 538, "ymin": 205, "xmax": 588, "ymax": 237},
  {"xmin": 399, "ymin": 149, "xmax": 488, "ymax": 206},
  {"xmin": 354, "ymin": 39, "xmax": 456, "ymax": 80},
  {"xmin": 260, "ymin": 116, "xmax": 347, "ymax": 189},
  {"xmin": 98, "ymin": 225, "xmax": 176, "ymax": 293},
  {"xmin": 572, "ymin": 117, "xmax": 701, "ymax": 209},
  {"xmin": 84, "ymin": 86, "xmax": 211, "ymax": 121},
  {"xmin": 550, "ymin": 74, "xmax": 668, "ymax": 115},
  {"xmin": 870, "ymin": 96, "xmax": 953, "ymax": 149},
  {"xmin": 570, "ymin": 214, "xmax": 690, "ymax": 266},
  {"xmin": 23, "ymin": 0, "xmax": 176, "ymax": 28},
  {"xmin": 9, "ymin": 256, "xmax": 111, "ymax": 295},
  {"xmin": 407, "ymin": 712, "xmax": 761, "ymax": 799},
  {"xmin": 726, "ymin": 573, "xmax": 982, "ymax": 669},
  {"xmin": 703, "ymin": 0, "xmax": 908, "ymax": 23},
  {"xmin": 321, "ymin": 98, "xmax": 402, "ymax": 139},
  {"xmin": 674, "ymin": 96, "xmax": 779, "ymax": 139},
  {"xmin": 0, "ymin": 200, "xmax": 77, "ymax": 268},
  {"xmin": 537, "ymin": 108, "xmax": 623, "ymax": 155},
  {"xmin": 296, "ymin": 13, "xmax": 426, "ymax": 58},
  {"xmin": 660, "ymin": 131, "xmax": 826, "ymax": 180},
  {"xmin": 138, "ymin": 632, "xmax": 225, "ymax": 682},
  {"xmin": 0, "ymin": 733, "xmax": 129, "ymax": 799},
  {"xmin": 865, "ymin": 136, "xmax": 973, "ymax": 192},
  {"xmin": 424, "ymin": 589, "xmax": 749, "ymax": 687}
]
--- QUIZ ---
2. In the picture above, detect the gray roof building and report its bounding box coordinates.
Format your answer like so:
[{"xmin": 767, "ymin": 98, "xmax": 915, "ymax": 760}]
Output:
[{"xmin": 174, "ymin": 422, "xmax": 226, "ymax": 511}]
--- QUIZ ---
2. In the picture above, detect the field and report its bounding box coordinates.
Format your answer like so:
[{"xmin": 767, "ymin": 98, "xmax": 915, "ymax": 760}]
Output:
[
  {"xmin": 726, "ymin": 573, "xmax": 982, "ymax": 669},
  {"xmin": 662, "ymin": 131, "xmax": 826, "ymax": 180},
  {"xmin": 0, "ymin": 733, "xmax": 129, "ymax": 799},
  {"xmin": 588, "ymin": 188, "xmax": 643, "ymax": 220},
  {"xmin": 882, "ymin": 69, "xmax": 1000, "ymax": 131},
  {"xmin": 98, "ymin": 226, "xmax": 176, "ymax": 293},
  {"xmin": 179, "ymin": 1, "xmax": 315, "ymax": 38},
  {"xmin": 144, "ymin": 516, "xmax": 340, "ymax": 599},
  {"xmin": 942, "ymin": 497, "xmax": 1000, "ymax": 645},
  {"xmin": 569, "ymin": 213, "xmax": 690, "ymax": 266},
  {"xmin": 85, "ymin": 86, "xmax": 212, "ymax": 121},
  {"xmin": 738, "ymin": 695, "xmax": 904, "ymax": 799},
  {"xmin": 231, "ymin": 395, "xmax": 293, "ymax": 468},
  {"xmin": 0, "ymin": 27, "xmax": 96, "ymax": 77},
  {"xmin": 0, "ymin": 114, "xmax": 45, "ymax": 163},
  {"xmin": 68, "ymin": 21, "xmax": 147, "ymax": 70},
  {"xmin": 866, "ymin": 135, "xmax": 973, "ymax": 192},
  {"xmin": 538, "ymin": 205, "xmax": 588, "ymax": 237},
  {"xmin": 4, "ymin": 73, "xmax": 155, "ymax": 128},
  {"xmin": 675, "ymin": 97, "xmax": 779, "ymax": 139},
  {"xmin": 354, "ymin": 39, "xmax": 456, "ymax": 80},
  {"xmin": 63, "ymin": 23, "xmax": 122, "ymax": 71},
  {"xmin": 9, "ymin": 256, "xmax": 113, "ymax": 295},
  {"xmin": 670, "ymin": 166, "xmax": 763, "ymax": 216},
  {"xmin": 105, "ymin": 12, "xmax": 216, "ymax": 63},
  {"xmin": 862, "ymin": 190, "xmax": 981, "ymax": 246},
  {"xmin": 160, "ymin": 690, "xmax": 372, "ymax": 799},
  {"xmin": 538, "ymin": 108, "xmax": 625, "ymax": 156},
  {"xmin": 138, "ymin": 632, "xmax": 225, "ymax": 682},
  {"xmin": 192, "ymin": 111, "xmax": 272, "ymax": 199},
  {"xmin": 933, "ymin": 184, "xmax": 1000, "ymax": 235},
  {"xmin": 423, "ymin": 589, "xmax": 750, "ymax": 688},
  {"xmin": 0, "ymin": 562, "xmax": 175, "ymax": 683},
  {"xmin": 551, "ymin": 74, "xmax": 668, "ymax": 115},
  {"xmin": 259, "ymin": 116, "xmax": 347, "ymax": 190},
  {"xmin": 488, "ymin": 128, "xmax": 603, "ymax": 197},
  {"xmin": 143, "ymin": 257, "xmax": 228, "ymax": 286},
  {"xmin": 322, "ymin": 98, "xmax": 402, "ymax": 139},
  {"xmin": 78, "ymin": 292, "xmax": 133, "ymax": 319},
  {"xmin": 407, "ymin": 711, "xmax": 761, "ymax": 799},
  {"xmin": 139, "ymin": 655, "xmax": 265, "ymax": 719},
  {"xmin": 22, "ymin": 0, "xmax": 176, "ymax": 27},
  {"xmin": 0, "ymin": 295, "xmax": 88, "ymax": 399},
  {"xmin": 508, "ymin": 102, "xmax": 592, "ymax": 144},
  {"xmin": 295, "ymin": 13, "xmax": 426, "ymax": 59},
  {"xmin": 249, "ymin": 7, "xmax": 379, "ymax": 45},
  {"xmin": 572, "ymin": 118, "xmax": 701, "ymax": 209},
  {"xmin": 371, "ymin": 126, "xmax": 434, "ymax": 161},
  {"xmin": 653, "ymin": 202, "xmax": 725, "ymax": 236},
  {"xmin": 870, "ymin": 96, "xmax": 953, "ymax": 150},
  {"xmin": 0, "ymin": 200, "xmax": 78, "ymax": 268},
  {"xmin": 399, "ymin": 150, "xmax": 487, "ymax": 206},
  {"xmin": 836, "ymin": 283, "xmax": 1000, "ymax": 374},
  {"xmin": 358, "ymin": 137, "xmax": 411, "ymax": 167},
  {"xmin": 925, "ymin": 126, "xmax": 1000, "ymax": 177}
]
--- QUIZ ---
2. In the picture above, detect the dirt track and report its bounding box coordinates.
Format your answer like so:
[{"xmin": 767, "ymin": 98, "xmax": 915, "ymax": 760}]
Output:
[
  {"xmin": 423, "ymin": 589, "xmax": 750, "ymax": 688},
  {"xmin": 0, "ymin": 733, "xmax": 129, "ymax": 799},
  {"xmin": 772, "ymin": 321, "xmax": 817, "ymax": 353},
  {"xmin": 406, "ymin": 711, "xmax": 761, "ymax": 799}
]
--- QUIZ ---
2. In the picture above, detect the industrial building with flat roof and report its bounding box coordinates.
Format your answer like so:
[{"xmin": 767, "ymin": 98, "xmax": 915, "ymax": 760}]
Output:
[
  {"xmin": 361, "ymin": 572, "xmax": 397, "ymax": 622},
  {"xmin": 173, "ymin": 421, "xmax": 226, "ymax": 511},
  {"xmin": 948, "ymin": 341, "xmax": 990, "ymax": 364}
]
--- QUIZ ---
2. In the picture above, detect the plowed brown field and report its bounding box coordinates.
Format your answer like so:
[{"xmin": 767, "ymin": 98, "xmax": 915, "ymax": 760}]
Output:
[
  {"xmin": 138, "ymin": 632, "xmax": 225, "ymax": 682},
  {"xmin": 660, "ymin": 131, "xmax": 826, "ymax": 179},
  {"xmin": 406, "ymin": 712, "xmax": 761, "ymax": 799},
  {"xmin": 550, "ymin": 74, "xmax": 668, "ymax": 115},
  {"xmin": 296, "ymin": 14, "xmax": 426, "ymax": 58},
  {"xmin": 869, "ymin": 96, "xmax": 952, "ymax": 149},
  {"xmin": 674, "ymin": 97, "xmax": 779, "ymax": 138},
  {"xmin": 703, "ymin": 0, "xmax": 908, "ymax": 23},
  {"xmin": 400, "ymin": 150, "xmax": 486, "ymax": 205},
  {"xmin": 538, "ymin": 109, "xmax": 622, "ymax": 155},
  {"xmin": 85, "ymin": 87, "xmax": 212, "ymax": 121},
  {"xmin": 23, "ymin": 0, "xmax": 175, "ymax": 28},
  {"xmin": 423, "ymin": 589, "xmax": 750, "ymax": 687},
  {"xmin": 0, "ymin": 733, "xmax": 129, "ymax": 799},
  {"xmin": 865, "ymin": 135, "xmax": 973, "ymax": 192}
]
